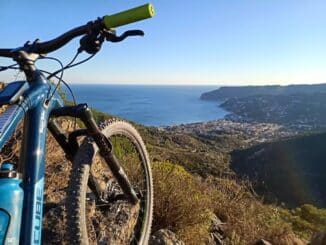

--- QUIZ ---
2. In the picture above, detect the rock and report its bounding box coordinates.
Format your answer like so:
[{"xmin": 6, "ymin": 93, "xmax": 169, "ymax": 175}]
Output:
[
  {"xmin": 42, "ymin": 203, "xmax": 66, "ymax": 244},
  {"xmin": 149, "ymin": 229, "xmax": 185, "ymax": 245},
  {"xmin": 209, "ymin": 233, "xmax": 225, "ymax": 245},
  {"xmin": 211, "ymin": 214, "xmax": 225, "ymax": 228},
  {"xmin": 208, "ymin": 214, "xmax": 226, "ymax": 245},
  {"xmin": 309, "ymin": 232, "xmax": 326, "ymax": 245},
  {"xmin": 254, "ymin": 239, "xmax": 273, "ymax": 245}
]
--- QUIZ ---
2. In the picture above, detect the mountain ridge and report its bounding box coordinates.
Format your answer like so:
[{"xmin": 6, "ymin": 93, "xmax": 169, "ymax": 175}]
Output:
[{"xmin": 200, "ymin": 83, "xmax": 326, "ymax": 101}]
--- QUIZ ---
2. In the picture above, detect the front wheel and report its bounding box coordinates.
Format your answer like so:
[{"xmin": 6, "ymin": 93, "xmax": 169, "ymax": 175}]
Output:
[{"xmin": 66, "ymin": 119, "xmax": 153, "ymax": 244}]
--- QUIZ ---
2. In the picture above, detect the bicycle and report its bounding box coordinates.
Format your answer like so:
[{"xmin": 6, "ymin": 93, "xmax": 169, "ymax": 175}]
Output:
[{"xmin": 0, "ymin": 3, "xmax": 154, "ymax": 244}]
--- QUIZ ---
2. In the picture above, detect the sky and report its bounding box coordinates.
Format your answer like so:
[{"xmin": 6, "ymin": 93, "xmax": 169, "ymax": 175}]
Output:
[{"xmin": 0, "ymin": 0, "xmax": 326, "ymax": 85}]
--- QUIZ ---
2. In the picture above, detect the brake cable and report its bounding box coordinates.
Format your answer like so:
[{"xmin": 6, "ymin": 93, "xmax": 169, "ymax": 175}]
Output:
[
  {"xmin": 42, "ymin": 56, "xmax": 65, "ymax": 102},
  {"xmin": 46, "ymin": 52, "xmax": 79, "ymax": 80},
  {"xmin": 0, "ymin": 63, "xmax": 19, "ymax": 72},
  {"xmin": 38, "ymin": 67, "xmax": 78, "ymax": 130},
  {"xmin": 63, "ymin": 53, "xmax": 96, "ymax": 70}
]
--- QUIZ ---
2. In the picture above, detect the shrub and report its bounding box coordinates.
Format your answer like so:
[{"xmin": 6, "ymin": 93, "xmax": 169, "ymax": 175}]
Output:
[
  {"xmin": 151, "ymin": 161, "xmax": 212, "ymax": 244},
  {"xmin": 206, "ymin": 176, "xmax": 292, "ymax": 244},
  {"xmin": 281, "ymin": 204, "xmax": 326, "ymax": 240},
  {"xmin": 151, "ymin": 162, "xmax": 296, "ymax": 244}
]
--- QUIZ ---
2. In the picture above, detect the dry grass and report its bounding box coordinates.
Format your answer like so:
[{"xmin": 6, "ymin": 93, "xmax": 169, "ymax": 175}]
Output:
[
  {"xmin": 152, "ymin": 161, "xmax": 212, "ymax": 244},
  {"xmin": 0, "ymin": 107, "xmax": 307, "ymax": 244},
  {"xmin": 151, "ymin": 161, "xmax": 299, "ymax": 244},
  {"xmin": 0, "ymin": 119, "xmax": 23, "ymax": 164},
  {"xmin": 206, "ymin": 176, "xmax": 293, "ymax": 244}
]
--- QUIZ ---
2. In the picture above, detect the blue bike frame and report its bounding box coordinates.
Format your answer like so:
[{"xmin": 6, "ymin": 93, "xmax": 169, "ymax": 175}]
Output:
[{"xmin": 0, "ymin": 71, "xmax": 63, "ymax": 244}]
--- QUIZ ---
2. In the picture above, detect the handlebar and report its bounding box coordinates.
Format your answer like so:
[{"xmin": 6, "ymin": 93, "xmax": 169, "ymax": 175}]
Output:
[
  {"xmin": 0, "ymin": 3, "xmax": 155, "ymax": 58},
  {"xmin": 103, "ymin": 3, "xmax": 154, "ymax": 29}
]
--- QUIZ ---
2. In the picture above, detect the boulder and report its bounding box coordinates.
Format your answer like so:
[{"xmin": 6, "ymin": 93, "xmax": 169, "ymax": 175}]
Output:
[
  {"xmin": 254, "ymin": 239, "xmax": 273, "ymax": 245},
  {"xmin": 149, "ymin": 229, "xmax": 185, "ymax": 245},
  {"xmin": 208, "ymin": 214, "xmax": 226, "ymax": 245},
  {"xmin": 309, "ymin": 232, "xmax": 326, "ymax": 245}
]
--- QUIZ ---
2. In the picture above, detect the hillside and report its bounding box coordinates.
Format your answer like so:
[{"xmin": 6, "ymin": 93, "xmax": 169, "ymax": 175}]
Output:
[
  {"xmin": 231, "ymin": 132, "xmax": 326, "ymax": 208},
  {"xmin": 200, "ymin": 84, "xmax": 326, "ymax": 101},
  {"xmin": 0, "ymin": 106, "xmax": 325, "ymax": 243},
  {"xmin": 221, "ymin": 93, "xmax": 326, "ymax": 129}
]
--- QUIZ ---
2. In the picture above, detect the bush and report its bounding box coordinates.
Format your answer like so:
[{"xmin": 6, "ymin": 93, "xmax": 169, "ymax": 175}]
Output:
[
  {"xmin": 206, "ymin": 176, "xmax": 292, "ymax": 244},
  {"xmin": 151, "ymin": 162, "xmax": 296, "ymax": 244},
  {"xmin": 281, "ymin": 204, "xmax": 326, "ymax": 240},
  {"xmin": 299, "ymin": 204, "xmax": 326, "ymax": 228},
  {"xmin": 152, "ymin": 161, "xmax": 212, "ymax": 244}
]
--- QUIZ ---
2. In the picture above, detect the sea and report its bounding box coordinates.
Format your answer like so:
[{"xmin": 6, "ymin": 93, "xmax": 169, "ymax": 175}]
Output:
[{"xmin": 67, "ymin": 84, "xmax": 228, "ymax": 127}]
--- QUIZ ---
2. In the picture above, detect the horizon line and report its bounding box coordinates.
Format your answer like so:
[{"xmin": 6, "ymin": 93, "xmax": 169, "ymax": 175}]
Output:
[{"xmin": 68, "ymin": 82, "xmax": 326, "ymax": 87}]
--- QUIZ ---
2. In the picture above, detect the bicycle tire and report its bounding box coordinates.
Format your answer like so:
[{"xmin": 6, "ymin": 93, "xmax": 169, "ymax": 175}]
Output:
[{"xmin": 66, "ymin": 119, "xmax": 153, "ymax": 244}]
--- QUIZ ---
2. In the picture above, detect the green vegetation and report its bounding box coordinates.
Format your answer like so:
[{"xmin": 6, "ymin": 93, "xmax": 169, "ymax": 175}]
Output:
[
  {"xmin": 151, "ymin": 161, "xmax": 307, "ymax": 244},
  {"xmin": 2, "ymin": 107, "xmax": 323, "ymax": 243},
  {"xmin": 282, "ymin": 204, "xmax": 326, "ymax": 240},
  {"xmin": 43, "ymin": 93, "xmax": 326, "ymax": 242},
  {"xmin": 137, "ymin": 126, "xmax": 233, "ymax": 177},
  {"xmin": 201, "ymin": 84, "xmax": 326, "ymax": 100},
  {"xmin": 90, "ymin": 107, "xmax": 114, "ymax": 123},
  {"xmin": 222, "ymin": 93, "xmax": 326, "ymax": 127},
  {"xmin": 206, "ymin": 177, "xmax": 293, "ymax": 244},
  {"xmin": 152, "ymin": 161, "xmax": 212, "ymax": 244},
  {"xmin": 231, "ymin": 132, "xmax": 326, "ymax": 207},
  {"xmin": 89, "ymin": 108, "xmax": 325, "ymax": 243},
  {"xmin": 2, "ymin": 74, "xmax": 324, "ymax": 243}
]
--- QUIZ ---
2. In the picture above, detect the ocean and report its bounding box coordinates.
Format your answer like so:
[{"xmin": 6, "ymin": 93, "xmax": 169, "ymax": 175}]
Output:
[{"xmin": 67, "ymin": 84, "xmax": 227, "ymax": 126}]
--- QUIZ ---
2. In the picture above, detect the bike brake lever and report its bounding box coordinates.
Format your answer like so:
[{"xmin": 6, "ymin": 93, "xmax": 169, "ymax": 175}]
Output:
[{"xmin": 104, "ymin": 30, "xmax": 144, "ymax": 43}]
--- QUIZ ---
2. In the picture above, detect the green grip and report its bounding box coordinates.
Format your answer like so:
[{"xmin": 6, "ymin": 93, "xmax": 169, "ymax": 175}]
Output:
[{"xmin": 103, "ymin": 3, "xmax": 155, "ymax": 29}]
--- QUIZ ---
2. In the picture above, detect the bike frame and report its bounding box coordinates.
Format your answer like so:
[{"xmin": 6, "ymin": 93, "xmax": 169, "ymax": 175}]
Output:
[
  {"xmin": 0, "ymin": 69, "xmax": 139, "ymax": 244},
  {"xmin": 0, "ymin": 71, "xmax": 63, "ymax": 244},
  {"xmin": 0, "ymin": 5, "xmax": 155, "ymax": 243}
]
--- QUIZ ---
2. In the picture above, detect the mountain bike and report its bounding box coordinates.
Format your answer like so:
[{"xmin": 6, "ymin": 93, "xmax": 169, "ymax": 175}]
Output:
[{"xmin": 0, "ymin": 3, "xmax": 154, "ymax": 244}]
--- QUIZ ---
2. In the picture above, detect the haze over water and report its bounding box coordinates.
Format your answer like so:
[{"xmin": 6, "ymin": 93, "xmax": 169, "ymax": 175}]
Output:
[{"xmin": 69, "ymin": 85, "xmax": 228, "ymax": 126}]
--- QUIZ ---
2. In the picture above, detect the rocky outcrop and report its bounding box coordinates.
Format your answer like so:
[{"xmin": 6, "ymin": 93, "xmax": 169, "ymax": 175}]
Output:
[
  {"xmin": 309, "ymin": 232, "xmax": 326, "ymax": 245},
  {"xmin": 208, "ymin": 214, "xmax": 226, "ymax": 245},
  {"xmin": 149, "ymin": 229, "xmax": 185, "ymax": 245},
  {"xmin": 254, "ymin": 239, "xmax": 273, "ymax": 245}
]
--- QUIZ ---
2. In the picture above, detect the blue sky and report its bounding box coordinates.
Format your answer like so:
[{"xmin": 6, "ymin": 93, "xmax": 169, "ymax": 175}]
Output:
[{"xmin": 1, "ymin": 0, "xmax": 326, "ymax": 85}]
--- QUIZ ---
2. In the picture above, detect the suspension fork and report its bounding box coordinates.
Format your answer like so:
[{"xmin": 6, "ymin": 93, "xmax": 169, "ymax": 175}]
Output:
[{"xmin": 50, "ymin": 103, "xmax": 139, "ymax": 204}]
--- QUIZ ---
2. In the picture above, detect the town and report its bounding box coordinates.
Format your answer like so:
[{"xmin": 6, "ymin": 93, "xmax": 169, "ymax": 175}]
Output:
[{"xmin": 164, "ymin": 119, "xmax": 299, "ymax": 147}]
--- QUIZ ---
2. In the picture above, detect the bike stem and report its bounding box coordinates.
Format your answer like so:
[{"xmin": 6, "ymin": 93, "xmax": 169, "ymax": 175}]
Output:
[{"xmin": 13, "ymin": 51, "xmax": 40, "ymax": 82}]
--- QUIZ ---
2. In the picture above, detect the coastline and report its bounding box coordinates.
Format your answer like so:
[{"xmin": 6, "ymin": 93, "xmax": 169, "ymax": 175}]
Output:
[
  {"xmin": 68, "ymin": 84, "xmax": 227, "ymax": 126},
  {"xmin": 163, "ymin": 117, "xmax": 299, "ymax": 148}
]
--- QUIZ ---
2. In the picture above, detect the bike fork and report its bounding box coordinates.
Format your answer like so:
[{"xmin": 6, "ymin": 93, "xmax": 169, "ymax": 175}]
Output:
[{"xmin": 50, "ymin": 104, "xmax": 139, "ymax": 204}]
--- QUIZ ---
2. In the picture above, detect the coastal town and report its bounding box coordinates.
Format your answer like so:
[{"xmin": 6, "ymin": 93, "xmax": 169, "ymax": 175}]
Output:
[
  {"xmin": 220, "ymin": 93, "xmax": 326, "ymax": 130},
  {"xmin": 172, "ymin": 85, "xmax": 326, "ymax": 149},
  {"xmin": 164, "ymin": 119, "xmax": 299, "ymax": 147}
]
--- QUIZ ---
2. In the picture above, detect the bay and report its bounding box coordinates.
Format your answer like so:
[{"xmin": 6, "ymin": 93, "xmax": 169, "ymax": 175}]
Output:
[{"xmin": 68, "ymin": 84, "xmax": 227, "ymax": 126}]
